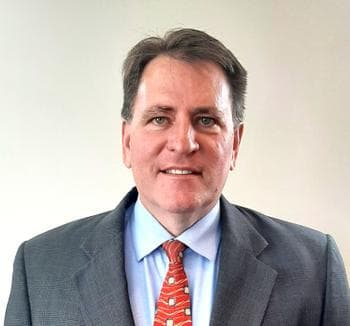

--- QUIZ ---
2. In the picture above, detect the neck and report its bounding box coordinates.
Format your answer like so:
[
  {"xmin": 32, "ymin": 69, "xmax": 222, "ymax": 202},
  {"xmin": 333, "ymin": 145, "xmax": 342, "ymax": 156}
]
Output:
[{"xmin": 139, "ymin": 197, "xmax": 218, "ymax": 236}]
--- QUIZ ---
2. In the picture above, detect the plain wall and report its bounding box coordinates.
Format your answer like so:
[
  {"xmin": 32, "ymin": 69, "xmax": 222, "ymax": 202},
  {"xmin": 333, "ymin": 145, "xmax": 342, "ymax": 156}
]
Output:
[{"xmin": 1, "ymin": 0, "xmax": 349, "ymax": 320}]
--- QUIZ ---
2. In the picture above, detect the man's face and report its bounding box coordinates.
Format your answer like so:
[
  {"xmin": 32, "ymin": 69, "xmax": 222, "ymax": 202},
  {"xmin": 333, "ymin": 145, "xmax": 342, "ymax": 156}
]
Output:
[{"xmin": 122, "ymin": 55, "xmax": 243, "ymax": 222}]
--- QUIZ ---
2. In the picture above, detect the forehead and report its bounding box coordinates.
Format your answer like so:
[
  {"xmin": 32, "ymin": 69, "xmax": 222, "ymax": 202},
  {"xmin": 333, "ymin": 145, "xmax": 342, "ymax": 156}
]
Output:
[
  {"xmin": 141, "ymin": 55, "xmax": 227, "ymax": 87},
  {"xmin": 134, "ymin": 55, "xmax": 232, "ymax": 112}
]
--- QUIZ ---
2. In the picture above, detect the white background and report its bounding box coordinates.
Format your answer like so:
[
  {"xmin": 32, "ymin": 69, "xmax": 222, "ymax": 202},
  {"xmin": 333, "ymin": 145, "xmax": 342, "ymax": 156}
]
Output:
[{"xmin": 1, "ymin": 0, "xmax": 349, "ymax": 320}]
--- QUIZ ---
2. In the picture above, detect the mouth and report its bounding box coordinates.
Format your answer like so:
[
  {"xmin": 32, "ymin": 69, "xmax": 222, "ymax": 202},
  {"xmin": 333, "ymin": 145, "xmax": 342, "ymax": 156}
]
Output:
[{"xmin": 160, "ymin": 168, "xmax": 201, "ymax": 176}]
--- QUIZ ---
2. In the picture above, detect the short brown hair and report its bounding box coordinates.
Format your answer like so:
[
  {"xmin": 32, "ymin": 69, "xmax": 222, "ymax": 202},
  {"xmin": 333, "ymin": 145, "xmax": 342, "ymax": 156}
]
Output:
[{"xmin": 122, "ymin": 28, "xmax": 247, "ymax": 126}]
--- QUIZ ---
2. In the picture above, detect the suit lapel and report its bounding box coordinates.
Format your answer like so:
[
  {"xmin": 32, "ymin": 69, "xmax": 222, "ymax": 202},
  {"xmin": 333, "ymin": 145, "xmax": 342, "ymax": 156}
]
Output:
[
  {"xmin": 73, "ymin": 189, "xmax": 137, "ymax": 326},
  {"xmin": 70, "ymin": 189, "xmax": 277, "ymax": 325},
  {"xmin": 210, "ymin": 198, "xmax": 278, "ymax": 326}
]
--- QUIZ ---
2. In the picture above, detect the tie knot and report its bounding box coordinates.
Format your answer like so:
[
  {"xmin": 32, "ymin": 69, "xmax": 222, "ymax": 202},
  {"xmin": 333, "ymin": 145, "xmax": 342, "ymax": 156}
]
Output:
[{"xmin": 162, "ymin": 240, "xmax": 186, "ymax": 263}]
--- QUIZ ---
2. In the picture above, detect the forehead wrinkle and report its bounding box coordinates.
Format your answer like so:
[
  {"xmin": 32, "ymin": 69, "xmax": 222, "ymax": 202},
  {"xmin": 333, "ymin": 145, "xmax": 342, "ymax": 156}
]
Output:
[{"xmin": 146, "ymin": 58, "xmax": 219, "ymax": 103}]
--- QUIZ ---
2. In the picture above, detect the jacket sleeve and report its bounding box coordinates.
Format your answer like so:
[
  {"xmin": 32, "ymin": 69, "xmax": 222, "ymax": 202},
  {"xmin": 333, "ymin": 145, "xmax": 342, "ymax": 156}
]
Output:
[
  {"xmin": 5, "ymin": 242, "xmax": 32, "ymax": 326},
  {"xmin": 322, "ymin": 235, "xmax": 350, "ymax": 325}
]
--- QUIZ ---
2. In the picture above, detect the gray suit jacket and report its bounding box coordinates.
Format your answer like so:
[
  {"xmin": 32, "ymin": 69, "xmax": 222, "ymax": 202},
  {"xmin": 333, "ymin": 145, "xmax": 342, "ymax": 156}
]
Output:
[{"xmin": 5, "ymin": 188, "xmax": 350, "ymax": 325}]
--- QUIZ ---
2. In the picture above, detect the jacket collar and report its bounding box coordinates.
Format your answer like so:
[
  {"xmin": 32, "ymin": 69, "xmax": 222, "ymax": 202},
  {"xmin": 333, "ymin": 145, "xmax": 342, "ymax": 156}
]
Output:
[
  {"xmin": 210, "ymin": 196, "xmax": 277, "ymax": 326},
  {"xmin": 74, "ymin": 188, "xmax": 137, "ymax": 326}
]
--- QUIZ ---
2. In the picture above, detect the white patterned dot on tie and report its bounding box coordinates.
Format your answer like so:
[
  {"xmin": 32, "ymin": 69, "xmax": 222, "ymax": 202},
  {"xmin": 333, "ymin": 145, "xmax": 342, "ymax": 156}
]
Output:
[{"xmin": 166, "ymin": 319, "xmax": 174, "ymax": 326}]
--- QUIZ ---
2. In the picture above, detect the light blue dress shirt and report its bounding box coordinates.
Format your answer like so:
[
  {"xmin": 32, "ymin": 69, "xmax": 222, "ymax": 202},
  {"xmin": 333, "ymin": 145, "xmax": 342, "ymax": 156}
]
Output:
[{"xmin": 124, "ymin": 199, "xmax": 221, "ymax": 326}]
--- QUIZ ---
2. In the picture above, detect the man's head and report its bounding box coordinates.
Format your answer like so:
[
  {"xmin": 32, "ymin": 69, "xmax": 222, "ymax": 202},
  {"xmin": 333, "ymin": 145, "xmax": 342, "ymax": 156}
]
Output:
[
  {"xmin": 122, "ymin": 28, "xmax": 247, "ymax": 127},
  {"xmin": 121, "ymin": 29, "xmax": 246, "ymax": 234}
]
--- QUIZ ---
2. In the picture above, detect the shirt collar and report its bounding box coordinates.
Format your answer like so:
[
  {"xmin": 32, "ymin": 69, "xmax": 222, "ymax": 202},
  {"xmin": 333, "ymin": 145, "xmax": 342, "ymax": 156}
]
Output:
[{"xmin": 131, "ymin": 198, "xmax": 221, "ymax": 262}]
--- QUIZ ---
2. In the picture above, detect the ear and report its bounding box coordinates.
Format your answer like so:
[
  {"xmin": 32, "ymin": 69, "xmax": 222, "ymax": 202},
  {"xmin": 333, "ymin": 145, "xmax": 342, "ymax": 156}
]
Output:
[
  {"xmin": 230, "ymin": 123, "xmax": 244, "ymax": 170},
  {"xmin": 122, "ymin": 121, "xmax": 132, "ymax": 168}
]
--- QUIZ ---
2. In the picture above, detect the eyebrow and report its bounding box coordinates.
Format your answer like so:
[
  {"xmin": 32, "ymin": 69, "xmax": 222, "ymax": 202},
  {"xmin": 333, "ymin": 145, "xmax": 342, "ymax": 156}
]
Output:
[
  {"xmin": 146, "ymin": 106, "xmax": 174, "ymax": 114},
  {"xmin": 142, "ymin": 105, "xmax": 173, "ymax": 115},
  {"xmin": 192, "ymin": 107, "xmax": 225, "ymax": 117},
  {"xmin": 139, "ymin": 106, "xmax": 174, "ymax": 122}
]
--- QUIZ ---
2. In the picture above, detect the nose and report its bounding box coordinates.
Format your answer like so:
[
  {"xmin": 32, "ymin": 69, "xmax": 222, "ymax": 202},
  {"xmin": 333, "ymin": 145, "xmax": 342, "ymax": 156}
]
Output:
[{"xmin": 166, "ymin": 120, "xmax": 199, "ymax": 154}]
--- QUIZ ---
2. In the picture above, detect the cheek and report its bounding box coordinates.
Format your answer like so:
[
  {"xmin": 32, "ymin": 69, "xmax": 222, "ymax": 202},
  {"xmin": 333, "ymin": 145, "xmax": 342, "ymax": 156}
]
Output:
[
  {"xmin": 130, "ymin": 144, "xmax": 149, "ymax": 165},
  {"xmin": 211, "ymin": 138, "xmax": 234, "ymax": 163},
  {"xmin": 129, "ymin": 134, "xmax": 162, "ymax": 165},
  {"xmin": 202, "ymin": 144, "xmax": 232, "ymax": 180}
]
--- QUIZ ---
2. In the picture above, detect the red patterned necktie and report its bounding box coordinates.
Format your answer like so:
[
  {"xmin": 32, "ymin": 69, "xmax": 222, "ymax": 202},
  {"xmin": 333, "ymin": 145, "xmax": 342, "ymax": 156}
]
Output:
[{"xmin": 154, "ymin": 240, "xmax": 192, "ymax": 326}]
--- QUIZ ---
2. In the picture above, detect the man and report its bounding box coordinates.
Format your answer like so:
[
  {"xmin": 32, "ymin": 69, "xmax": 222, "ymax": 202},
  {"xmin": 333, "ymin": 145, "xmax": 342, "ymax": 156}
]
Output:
[{"xmin": 5, "ymin": 28, "xmax": 350, "ymax": 325}]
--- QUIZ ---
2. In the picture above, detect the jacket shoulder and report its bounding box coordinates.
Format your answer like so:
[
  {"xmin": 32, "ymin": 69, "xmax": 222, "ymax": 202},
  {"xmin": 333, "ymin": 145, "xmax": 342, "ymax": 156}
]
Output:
[
  {"xmin": 27, "ymin": 210, "xmax": 112, "ymax": 249},
  {"xmin": 233, "ymin": 203, "xmax": 328, "ymax": 249},
  {"xmin": 20, "ymin": 188, "xmax": 137, "ymax": 280},
  {"xmin": 20, "ymin": 210, "xmax": 117, "ymax": 280}
]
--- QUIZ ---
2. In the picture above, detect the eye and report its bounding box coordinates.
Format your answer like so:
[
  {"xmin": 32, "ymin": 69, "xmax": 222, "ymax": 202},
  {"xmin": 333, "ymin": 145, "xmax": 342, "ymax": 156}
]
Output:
[
  {"xmin": 198, "ymin": 116, "xmax": 216, "ymax": 127},
  {"xmin": 152, "ymin": 116, "xmax": 168, "ymax": 125}
]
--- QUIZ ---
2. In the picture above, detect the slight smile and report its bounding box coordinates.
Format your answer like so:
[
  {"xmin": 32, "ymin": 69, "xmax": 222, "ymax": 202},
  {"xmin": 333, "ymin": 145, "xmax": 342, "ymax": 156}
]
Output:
[
  {"xmin": 166, "ymin": 169, "xmax": 193, "ymax": 175},
  {"xmin": 161, "ymin": 168, "xmax": 201, "ymax": 175}
]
